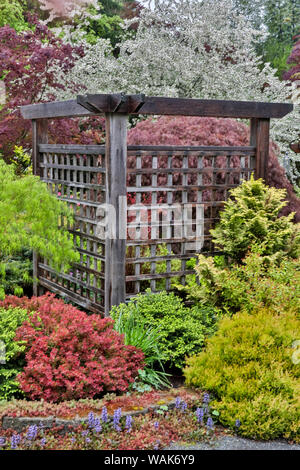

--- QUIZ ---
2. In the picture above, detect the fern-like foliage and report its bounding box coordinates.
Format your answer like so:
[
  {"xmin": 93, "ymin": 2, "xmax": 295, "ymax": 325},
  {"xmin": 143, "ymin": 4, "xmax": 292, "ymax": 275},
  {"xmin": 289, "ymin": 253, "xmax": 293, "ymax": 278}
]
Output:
[{"xmin": 0, "ymin": 160, "xmax": 79, "ymax": 298}]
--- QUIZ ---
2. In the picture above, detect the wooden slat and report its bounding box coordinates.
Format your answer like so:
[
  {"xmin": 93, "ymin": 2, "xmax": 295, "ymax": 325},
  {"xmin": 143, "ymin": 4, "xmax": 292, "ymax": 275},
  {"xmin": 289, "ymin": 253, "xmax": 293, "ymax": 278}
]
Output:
[
  {"xmin": 126, "ymin": 235, "xmax": 215, "ymax": 246},
  {"xmin": 127, "ymin": 145, "xmax": 256, "ymax": 153},
  {"xmin": 39, "ymin": 163, "xmax": 105, "ymax": 172},
  {"xmin": 38, "ymin": 277, "xmax": 104, "ymax": 314},
  {"xmin": 39, "ymin": 144, "xmax": 105, "ymax": 154},
  {"xmin": 38, "ymin": 264, "xmax": 105, "ymax": 293},
  {"xmin": 39, "ymin": 143, "xmax": 255, "ymax": 155},
  {"xmin": 127, "ymin": 167, "xmax": 253, "ymax": 175},
  {"xmin": 126, "ymin": 270, "xmax": 195, "ymax": 282}
]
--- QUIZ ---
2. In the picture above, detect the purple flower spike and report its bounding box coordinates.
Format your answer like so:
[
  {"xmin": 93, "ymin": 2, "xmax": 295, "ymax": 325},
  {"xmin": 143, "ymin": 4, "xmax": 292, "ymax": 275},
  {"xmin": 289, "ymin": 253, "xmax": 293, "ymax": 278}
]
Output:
[
  {"xmin": 154, "ymin": 421, "xmax": 159, "ymax": 430},
  {"xmin": 195, "ymin": 407, "xmax": 204, "ymax": 424},
  {"xmin": 10, "ymin": 434, "xmax": 21, "ymax": 450},
  {"xmin": 101, "ymin": 406, "xmax": 108, "ymax": 423},
  {"xmin": 113, "ymin": 408, "xmax": 122, "ymax": 431},
  {"xmin": 26, "ymin": 425, "xmax": 38, "ymax": 441},
  {"xmin": 235, "ymin": 419, "xmax": 241, "ymax": 429},
  {"xmin": 175, "ymin": 397, "xmax": 181, "ymax": 409},
  {"xmin": 88, "ymin": 412, "xmax": 95, "ymax": 428},
  {"xmin": 206, "ymin": 417, "xmax": 214, "ymax": 429},
  {"xmin": 125, "ymin": 415, "xmax": 133, "ymax": 431},
  {"xmin": 0, "ymin": 437, "xmax": 6, "ymax": 448},
  {"xmin": 40, "ymin": 437, "xmax": 47, "ymax": 448},
  {"xmin": 93, "ymin": 418, "xmax": 102, "ymax": 433},
  {"xmin": 181, "ymin": 401, "xmax": 187, "ymax": 412},
  {"xmin": 203, "ymin": 393, "xmax": 210, "ymax": 404}
]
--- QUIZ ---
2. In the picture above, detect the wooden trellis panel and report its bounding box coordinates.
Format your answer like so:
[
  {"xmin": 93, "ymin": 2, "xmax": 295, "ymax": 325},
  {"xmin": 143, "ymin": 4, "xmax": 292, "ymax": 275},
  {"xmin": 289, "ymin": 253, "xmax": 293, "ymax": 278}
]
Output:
[
  {"xmin": 37, "ymin": 144, "xmax": 106, "ymax": 313},
  {"xmin": 125, "ymin": 145, "xmax": 256, "ymax": 297},
  {"xmin": 34, "ymin": 142, "xmax": 255, "ymax": 313}
]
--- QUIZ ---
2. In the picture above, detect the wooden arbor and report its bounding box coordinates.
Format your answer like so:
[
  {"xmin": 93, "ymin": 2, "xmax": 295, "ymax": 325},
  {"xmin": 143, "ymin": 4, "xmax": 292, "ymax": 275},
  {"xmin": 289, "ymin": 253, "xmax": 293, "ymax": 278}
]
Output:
[{"xmin": 21, "ymin": 95, "xmax": 293, "ymax": 315}]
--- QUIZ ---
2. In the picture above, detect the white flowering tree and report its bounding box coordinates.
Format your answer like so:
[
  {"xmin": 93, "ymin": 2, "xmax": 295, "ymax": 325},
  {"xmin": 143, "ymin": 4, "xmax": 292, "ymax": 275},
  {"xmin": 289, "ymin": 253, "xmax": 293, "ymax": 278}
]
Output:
[{"xmin": 59, "ymin": 0, "xmax": 300, "ymax": 182}]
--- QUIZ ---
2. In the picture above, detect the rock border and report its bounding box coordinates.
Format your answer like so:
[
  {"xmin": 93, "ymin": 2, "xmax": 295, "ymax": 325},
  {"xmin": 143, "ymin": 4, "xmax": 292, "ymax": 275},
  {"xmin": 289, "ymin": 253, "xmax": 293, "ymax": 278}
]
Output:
[{"xmin": 1, "ymin": 400, "xmax": 178, "ymax": 434}]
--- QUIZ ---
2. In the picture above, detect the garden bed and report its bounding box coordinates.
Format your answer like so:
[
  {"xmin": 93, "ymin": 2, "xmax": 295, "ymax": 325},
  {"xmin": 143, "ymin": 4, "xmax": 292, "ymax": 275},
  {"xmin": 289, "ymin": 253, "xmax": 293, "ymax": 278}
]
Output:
[
  {"xmin": 0, "ymin": 388, "xmax": 201, "ymax": 432},
  {"xmin": 0, "ymin": 388, "xmax": 227, "ymax": 450}
]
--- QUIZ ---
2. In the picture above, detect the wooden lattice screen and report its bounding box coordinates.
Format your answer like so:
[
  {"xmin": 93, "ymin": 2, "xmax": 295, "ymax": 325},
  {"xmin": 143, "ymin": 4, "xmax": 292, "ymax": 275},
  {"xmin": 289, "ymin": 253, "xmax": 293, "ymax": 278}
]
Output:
[{"xmin": 21, "ymin": 94, "xmax": 293, "ymax": 315}]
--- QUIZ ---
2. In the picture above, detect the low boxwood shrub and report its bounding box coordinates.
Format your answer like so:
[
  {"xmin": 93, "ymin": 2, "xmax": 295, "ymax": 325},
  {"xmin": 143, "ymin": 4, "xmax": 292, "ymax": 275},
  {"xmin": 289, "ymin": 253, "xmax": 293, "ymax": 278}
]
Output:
[
  {"xmin": 110, "ymin": 289, "xmax": 219, "ymax": 370},
  {"xmin": 2, "ymin": 293, "xmax": 145, "ymax": 402},
  {"xmin": 0, "ymin": 306, "xmax": 28, "ymax": 400},
  {"xmin": 184, "ymin": 309, "xmax": 300, "ymax": 442}
]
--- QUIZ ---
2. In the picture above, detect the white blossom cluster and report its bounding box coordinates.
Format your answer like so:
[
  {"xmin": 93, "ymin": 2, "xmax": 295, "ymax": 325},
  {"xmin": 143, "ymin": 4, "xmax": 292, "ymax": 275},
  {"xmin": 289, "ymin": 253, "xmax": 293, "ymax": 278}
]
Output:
[{"xmin": 56, "ymin": 0, "xmax": 300, "ymax": 183}]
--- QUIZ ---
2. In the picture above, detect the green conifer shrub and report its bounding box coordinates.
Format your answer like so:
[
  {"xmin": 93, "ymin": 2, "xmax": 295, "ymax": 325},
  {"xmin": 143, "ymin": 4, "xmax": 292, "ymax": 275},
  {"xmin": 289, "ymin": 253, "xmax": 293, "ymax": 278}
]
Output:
[
  {"xmin": 184, "ymin": 309, "xmax": 300, "ymax": 442},
  {"xmin": 210, "ymin": 176, "xmax": 300, "ymax": 263}
]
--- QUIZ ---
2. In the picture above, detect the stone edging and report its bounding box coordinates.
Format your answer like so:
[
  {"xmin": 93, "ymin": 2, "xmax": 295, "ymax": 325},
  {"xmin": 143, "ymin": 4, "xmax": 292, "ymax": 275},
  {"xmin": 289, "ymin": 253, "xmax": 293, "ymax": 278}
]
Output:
[{"xmin": 1, "ymin": 400, "xmax": 179, "ymax": 434}]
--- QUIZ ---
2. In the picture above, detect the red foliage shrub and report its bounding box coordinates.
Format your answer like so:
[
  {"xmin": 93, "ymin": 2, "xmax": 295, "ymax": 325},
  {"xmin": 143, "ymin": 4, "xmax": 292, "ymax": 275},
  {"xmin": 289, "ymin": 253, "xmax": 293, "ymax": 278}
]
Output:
[
  {"xmin": 283, "ymin": 32, "xmax": 300, "ymax": 83},
  {"xmin": 3, "ymin": 293, "xmax": 144, "ymax": 402},
  {"xmin": 127, "ymin": 116, "xmax": 300, "ymax": 221}
]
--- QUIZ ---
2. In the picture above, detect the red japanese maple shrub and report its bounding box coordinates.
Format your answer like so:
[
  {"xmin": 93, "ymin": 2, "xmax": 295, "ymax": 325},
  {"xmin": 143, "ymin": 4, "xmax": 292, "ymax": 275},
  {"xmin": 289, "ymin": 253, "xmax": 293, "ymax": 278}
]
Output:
[
  {"xmin": 10, "ymin": 294, "xmax": 144, "ymax": 402},
  {"xmin": 0, "ymin": 15, "xmax": 105, "ymax": 160},
  {"xmin": 127, "ymin": 116, "xmax": 300, "ymax": 221},
  {"xmin": 283, "ymin": 32, "xmax": 300, "ymax": 83}
]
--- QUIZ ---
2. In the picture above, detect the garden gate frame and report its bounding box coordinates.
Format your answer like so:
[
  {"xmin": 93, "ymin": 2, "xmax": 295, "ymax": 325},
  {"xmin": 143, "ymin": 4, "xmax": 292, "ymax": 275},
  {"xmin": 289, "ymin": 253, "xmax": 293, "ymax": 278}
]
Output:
[{"xmin": 21, "ymin": 94, "xmax": 293, "ymax": 315}]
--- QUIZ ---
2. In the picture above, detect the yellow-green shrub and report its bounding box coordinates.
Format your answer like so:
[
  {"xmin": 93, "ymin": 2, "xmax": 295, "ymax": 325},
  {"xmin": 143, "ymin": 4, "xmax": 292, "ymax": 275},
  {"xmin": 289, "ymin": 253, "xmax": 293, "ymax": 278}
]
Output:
[
  {"xmin": 184, "ymin": 309, "xmax": 300, "ymax": 442},
  {"xmin": 179, "ymin": 250, "xmax": 300, "ymax": 315}
]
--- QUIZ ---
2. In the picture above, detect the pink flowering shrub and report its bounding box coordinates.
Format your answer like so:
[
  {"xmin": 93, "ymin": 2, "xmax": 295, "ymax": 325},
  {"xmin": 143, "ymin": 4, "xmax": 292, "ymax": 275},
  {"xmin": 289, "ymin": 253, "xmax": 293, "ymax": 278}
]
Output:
[
  {"xmin": 3, "ymin": 294, "xmax": 144, "ymax": 402},
  {"xmin": 127, "ymin": 116, "xmax": 300, "ymax": 221}
]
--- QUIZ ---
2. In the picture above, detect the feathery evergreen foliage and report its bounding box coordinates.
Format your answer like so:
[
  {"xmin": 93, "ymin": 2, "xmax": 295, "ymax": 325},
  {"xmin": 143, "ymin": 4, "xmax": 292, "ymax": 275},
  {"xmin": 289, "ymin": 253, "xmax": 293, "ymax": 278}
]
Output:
[{"xmin": 210, "ymin": 176, "xmax": 300, "ymax": 263}]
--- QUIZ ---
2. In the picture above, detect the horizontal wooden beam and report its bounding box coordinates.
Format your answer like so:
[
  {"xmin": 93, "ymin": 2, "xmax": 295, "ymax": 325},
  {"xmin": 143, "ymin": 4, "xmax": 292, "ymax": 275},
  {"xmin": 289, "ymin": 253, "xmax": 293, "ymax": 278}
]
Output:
[
  {"xmin": 20, "ymin": 95, "xmax": 293, "ymax": 119},
  {"xmin": 135, "ymin": 97, "xmax": 293, "ymax": 118},
  {"xmin": 21, "ymin": 100, "xmax": 92, "ymax": 119}
]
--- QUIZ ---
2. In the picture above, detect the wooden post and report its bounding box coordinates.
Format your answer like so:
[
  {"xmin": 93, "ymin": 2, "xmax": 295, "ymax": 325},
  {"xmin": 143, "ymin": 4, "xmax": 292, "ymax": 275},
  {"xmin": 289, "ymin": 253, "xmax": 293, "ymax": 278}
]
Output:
[
  {"xmin": 104, "ymin": 113, "xmax": 127, "ymax": 316},
  {"xmin": 250, "ymin": 117, "xmax": 270, "ymax": 181},
  {"xmin": 32, "ymin": 119, "xmax": 48, "ymax": 295}
]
